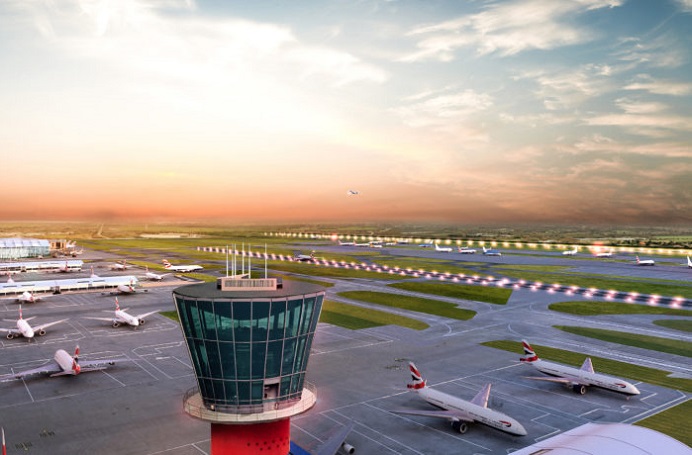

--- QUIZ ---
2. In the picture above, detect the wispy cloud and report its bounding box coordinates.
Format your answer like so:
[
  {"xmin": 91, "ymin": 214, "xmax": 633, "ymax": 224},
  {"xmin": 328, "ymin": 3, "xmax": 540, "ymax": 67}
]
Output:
[
  {"xmin": 624, "ymin": 75, "xmax": 692, "ymax": 95},
  {"xmin": 393, "ymin": 88, "xmax": 493, "ymax": 128},
  {"xmin": 400, "ymin": 0, "xmax": 623, "ymax": 61}
]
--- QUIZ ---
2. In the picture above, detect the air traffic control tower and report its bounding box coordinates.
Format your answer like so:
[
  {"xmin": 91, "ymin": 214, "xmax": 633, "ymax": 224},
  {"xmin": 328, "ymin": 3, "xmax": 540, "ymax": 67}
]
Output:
[{"xmin": 173, "ymin": 275, "xmax": 324, "ymax": 454}]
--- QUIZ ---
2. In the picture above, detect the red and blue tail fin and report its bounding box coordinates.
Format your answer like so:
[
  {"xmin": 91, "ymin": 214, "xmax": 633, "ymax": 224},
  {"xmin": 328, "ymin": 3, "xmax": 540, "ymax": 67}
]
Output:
[
  {"xmin": 520, "ymin": 340, "xmax": 539, "ymax": 362},
  {"xmin": 407, "ymin": 362, "xmax": 426, "ymax": 389}
]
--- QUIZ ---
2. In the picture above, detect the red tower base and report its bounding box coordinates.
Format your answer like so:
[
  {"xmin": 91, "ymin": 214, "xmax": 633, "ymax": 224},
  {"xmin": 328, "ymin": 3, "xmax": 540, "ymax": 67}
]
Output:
[{"xmin": 211, "ymin": 419, "xmax": 290, "ymax": 455}]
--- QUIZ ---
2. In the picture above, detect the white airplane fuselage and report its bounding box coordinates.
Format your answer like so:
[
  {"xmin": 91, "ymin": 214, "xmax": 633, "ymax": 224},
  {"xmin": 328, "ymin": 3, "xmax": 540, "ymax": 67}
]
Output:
[
  {"xmin": 114, "ymin": 309, "xmax": 141, "ymax": 328},
  {"xmin": 54, "ymin": 349, "xmax": 78, "ymax": 374},
  {"xmin": 15, "ymin": 319, "xmax": 35, "ymax": 339},
  {"xmin": 529, "ymin": 359, "xmax": 640, "ymax": 395},
  {"xmin": 417, "ymin": 387, "xmax": 526, "ymax": 436}
]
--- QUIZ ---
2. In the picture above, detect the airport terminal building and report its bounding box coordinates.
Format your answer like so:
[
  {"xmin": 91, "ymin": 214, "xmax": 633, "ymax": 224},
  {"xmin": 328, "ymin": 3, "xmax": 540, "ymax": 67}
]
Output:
[
  {"xmin": 173, "ymin": 277, "xmax": 324, "ymax": 455},
  {"xmin": 0, "ymin": 238, "xmax": 50, "ymax": 260}
]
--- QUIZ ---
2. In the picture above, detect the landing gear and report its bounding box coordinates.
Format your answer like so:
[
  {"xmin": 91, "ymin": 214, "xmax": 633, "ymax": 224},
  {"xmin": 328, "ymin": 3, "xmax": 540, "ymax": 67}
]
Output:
[
  {"xmin": 452, "ymin": 421, "xmax": 468, "ymax": 434},
  {"xmin": 573, "ymin": 384, "xmax": 587, "ymax": 395}
]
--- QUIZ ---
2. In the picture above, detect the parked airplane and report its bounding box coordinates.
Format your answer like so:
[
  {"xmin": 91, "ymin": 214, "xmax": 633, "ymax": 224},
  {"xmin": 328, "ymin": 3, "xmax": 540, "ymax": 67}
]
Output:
[
  {"xmin": 9, "ymin": 345, "xmax": 127, "ymax": 379},
  {"xmin": 354, "ymin": 242, "xmax": 371, "ymax": 247},
  {"xmin": 4, "ymin": 291, "xmax": 52, "ymax": 304},
  {"xmin": 161, "ymin": 259, "xmax": 203, "ymax": 273},
  {"xmin": 562, "ymin": 247, "xmax": 578, "ymax": 256},
  {"xmin": 293, "ymin": 251, "xmax": 316, "ymax": 262},
  {"xmin": 142, "ymin": 266, "xmax": 171, "ymax": 281},
  {"xmin": 458, "ymin": 246, "xmax": 477, "ymax": 254},
  {"xmin": 0, "ymin": 306, "xmax": 68, "ymax": 342},
  {"xmin": 434, "ymin": 243, "xmax": 453, "ymax": 253},
  {"xmin": 338, "ymin": 240, "xmax": 355, "ymax": 246},
  {"xmin": 85, "ymin": 298, "xmax": 160, "ymax": 329},
  {"xmin": 113, "ymin": 279, "xmax": 138, "ymax": 294},
  {"xmin": 109, "ymin": 260, "xmax": 129, "ymax": 271},
  {"xmin": 595, "ymin": 249, "xmax": 614, "ymax": 257},
  {"xmin": 635, "ymin": 256, "xmax": 655, "ymax": 266},
  {"xmin": 69, "ymin": 248, "xmax": 84, "ymax": 257},
  {"xmin": 519, "ymin": 340, "xmax": 640, "ymax": 396},
  {"xmin": 482, "ymin": 246, "xmax": 502, "ymax": 256},
  {"xmin": 391, "ymin": 362, "xmax": 527, "ymax": 436}
]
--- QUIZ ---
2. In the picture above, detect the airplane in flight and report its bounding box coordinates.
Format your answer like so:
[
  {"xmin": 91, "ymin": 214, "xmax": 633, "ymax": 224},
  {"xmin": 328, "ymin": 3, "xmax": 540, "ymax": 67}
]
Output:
[
  {"xmin": 595, "ymin": 249, "xmax": 614, "ymax": 258},
  {"xmin": 141, "ymin": 266, "xmax": 171, "ymax": 281},
  {"xmin": 109, "ymin": 260, "xmax": 129, "ymax": 271},
  {"xmin": 519, "ymin": 340, "xmax": 640, "ymax": 396},
  {"xmin": 482, "ymin": 246, "xmax": 502, "ymax": 256},
  {"xmin": 346, "ymin": 189, "xmax": 359, "ymax": 196},
  {"xmin": 635, "ymin": 256, "xmax": 655, "ymax": 266},
  {"xmin": 85, "ymin": 297, "xmax": 160, "ymax": 329},
  {"xmin": 161, "ymin": 259, "xmax": 203, "ymax": 273},
  {"xmin": 434, "ymin": 243, "xmax": 453, "ymax": 253},
  {"xmin": 391, "ymin": 362, "xmax": 527, "ymax": 436},
  {"xmin": 0, "ymin": 306, "xmax": 68, "ymax": 342},
  {"xmin": 562, "ymin": 247, "xmax": 578, "ymax": 256},
  {"xmin": 8, "ymin": 345, "xmax": 128, "ymax": 379},
  {"xmin": 458, "ymin": 246, "xmax": 477, "ymax": 254},
  {"xmin": 293, "ymin": 251, "xmax": 316, "ymax": 262}
]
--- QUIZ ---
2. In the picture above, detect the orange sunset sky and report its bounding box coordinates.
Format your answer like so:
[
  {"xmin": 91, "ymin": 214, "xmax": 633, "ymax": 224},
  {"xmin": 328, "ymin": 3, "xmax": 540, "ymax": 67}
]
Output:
[{"xmin": 1, "ymin": 1, "xmax": 691, "ymax": 225}]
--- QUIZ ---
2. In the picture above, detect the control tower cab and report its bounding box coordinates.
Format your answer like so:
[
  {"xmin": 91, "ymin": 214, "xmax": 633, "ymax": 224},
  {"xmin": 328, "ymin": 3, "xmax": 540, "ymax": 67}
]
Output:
[{"xmin": 174, "ymin": 276, "xmax": 325, "ymax": 455}]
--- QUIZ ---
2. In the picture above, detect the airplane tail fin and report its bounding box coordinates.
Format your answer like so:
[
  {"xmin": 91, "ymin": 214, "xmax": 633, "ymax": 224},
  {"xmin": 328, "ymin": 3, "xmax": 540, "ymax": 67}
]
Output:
[
  {"xmin": 688, "ymin": 256, "xmax": 692, "ymax": 267},
  {"xmin": 115, "ymin": 297, "xmax": 120, "ymax": 311},
  {"xmin": 162, "ymin": 259, "xmax": 172, "ymax": 269},
  {"xmin": 407, "ymin": 362, "xmax": 426, "ymax": 390},
  {"xmin": 636, "ymin": 256, "xmax": 640, "ymax": 263},
  {"xmin": 73, "ymin": 345, "xmax": 81, "ymax": 373},
  {"xmin": 520, "ymin": 340, "xmax": 539, "ymax": 362},
  {"xmin": 2, "ymin": 426, "xmax": 6, "ymax": 455}
]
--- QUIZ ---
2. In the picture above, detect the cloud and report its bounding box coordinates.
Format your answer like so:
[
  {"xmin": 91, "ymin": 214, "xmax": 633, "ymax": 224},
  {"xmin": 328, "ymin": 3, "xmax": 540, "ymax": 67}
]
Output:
[
  {"xmin": 624, "ymin": 75, "xmax": 692, "ymax": 96},
  {"xmin": 614, "ymin": 97, "xmax": 668, "ymax": 114},
  {"xmin": 393, "ymin": 88, "xmax": 493, "ymax": 128},
  {"xmin": 400, "ymin": 0, "xmax": 623, "ymax": 61},
  {"xmin": 612, "ymin": 35, "xmax": 687, "ymax": 70}
]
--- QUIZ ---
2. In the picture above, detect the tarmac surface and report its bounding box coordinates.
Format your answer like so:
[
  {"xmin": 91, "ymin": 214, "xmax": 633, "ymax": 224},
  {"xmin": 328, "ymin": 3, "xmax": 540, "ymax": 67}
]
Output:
[{"xmin": 0, "ymin": 250, "xmax": 689, "ymax": 454}]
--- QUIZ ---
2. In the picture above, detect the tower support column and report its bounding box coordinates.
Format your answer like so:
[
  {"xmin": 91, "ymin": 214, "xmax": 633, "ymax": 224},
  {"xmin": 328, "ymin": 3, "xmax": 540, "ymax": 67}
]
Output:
[{"xmin": 211, "ymin": 418, "xmax": 291, "ymax": 455}]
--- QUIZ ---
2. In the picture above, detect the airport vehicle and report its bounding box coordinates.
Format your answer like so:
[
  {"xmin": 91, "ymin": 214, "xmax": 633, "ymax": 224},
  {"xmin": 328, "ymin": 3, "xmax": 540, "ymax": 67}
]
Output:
[
  {"xmin": 595, "ymin": 249, "xmax": 614, "ymax": 257},
  {"xmin": 519, "ymin": 340, "xmax": 640, "ymax": 396},
  {"xmin": 142, "ymin": 266, "xmax": 171, "ymax": 281},
  {"xmin": 0, "ymin": 306, "xmax": 68, "ymax": 341},
  {"xmin": 562, "ymin": 247, "xmax": 578, "ymax": 256},
  {"xmin": 391, "ymin": 362, "xmax": 527, "ymax": 436},
  {"xmin": 293, "ymin": 251, "xmax": 316, "ymax": 262},
  {"xmin": 9, "ymin": 345, "xmax": 127, "ymax": 379},
  {"xmin": 434, "ymin": 243, "xmax": 452, "ymax": 252},
  {"xmin": 457, "ymin": 246, "xmax": 477, "ymax": 254},
  {"xmin": 109, "ymin": 260, "xmax": 129, "ymax": 271},
  {"xmin": 161, "ymin": 259, "xmax": 203, "ymax": 273},
  {"xmin": 85, "ymin": 297, "xmax": 159, "ymax": 329},
  {"xmin": 482, "ymin": 246, "xmax": 502, "ymax": 256},
  {"xmin": 635, "ymin": 256, "xmax": 655, "ymax": 266}
]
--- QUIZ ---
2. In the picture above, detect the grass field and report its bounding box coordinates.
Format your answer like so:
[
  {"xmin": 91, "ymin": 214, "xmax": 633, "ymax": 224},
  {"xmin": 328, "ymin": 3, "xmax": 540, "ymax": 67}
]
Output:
[
  {"xmin": 160, "ymin": 311, "xmax": 179, "ymax": 322},
  {"xmin": 387, "ymin": 281, "xmax": 511, "ymax": 305},
  {"xmin": 653, "ymin": 319, "xmax": 692, "ymax": 333},
  {"xmin": 553, "ymin": 326, "xmax": 692, "ymax": 358},
  {"xmin": 549, "ymin": 301, "xmax": 692, "ymax": 316},
  {"xmin": 635, "ymin": 399, "xmax": 691, "ymax": 446},
  {"xmin": 319, "ymin": 300, "xmax": 428, "ymax": 330},
  {"xmin": 482, "ymin": 340, "xmax": 692, "ymax": 392},
  {"xmin": 338, "ymin": 290, "xmax": 476, "ymax": 320}
]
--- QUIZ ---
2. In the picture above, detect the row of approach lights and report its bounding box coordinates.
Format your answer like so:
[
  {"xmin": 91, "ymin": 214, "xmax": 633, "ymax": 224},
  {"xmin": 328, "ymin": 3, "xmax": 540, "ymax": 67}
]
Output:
[
  {"xmin": 267, "ymin": 232, "xmax": 692, "ymax": 256},
  {"xmin": 198, "ymin": 246, "xmax": 687, "ymax": 308}
]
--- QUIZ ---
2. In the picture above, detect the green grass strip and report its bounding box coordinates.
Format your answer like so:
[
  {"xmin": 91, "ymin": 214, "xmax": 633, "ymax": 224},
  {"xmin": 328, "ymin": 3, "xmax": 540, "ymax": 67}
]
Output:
[
  {"xmin": 549, "ymin": 301, "xmax": 692, "ymax": 316},
  {"xmin": 319, "ymin": 300, "xmax": 428, "ymax": 330},
  {"xmin": 160, "ymin": 311, "xmax": 179, "ymax": 323},
  {"xmin": 554, "ymin": 326, "xmax": 692, "ymax": 358},
  {"xmin": 635, "ymin": 399, "xmax": 692, "ymax": 446},
  {"xmin": 653, "ymin": 320, "xmax": 692, "ymax": 333},
  {"xmin": 338, "ymin": 291, "xmax": 476, "ymax": 320},
  {"xmin": 388, "ymin": 281, "xmax": 511, "ymax": 305},
  {"xmin": 481, "ymin": 340, "xmax": 692, "ymax": 392}
]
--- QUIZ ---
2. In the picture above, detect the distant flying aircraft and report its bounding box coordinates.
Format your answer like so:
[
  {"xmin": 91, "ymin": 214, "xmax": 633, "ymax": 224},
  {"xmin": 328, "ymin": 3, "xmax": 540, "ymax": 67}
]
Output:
[
  {"xmin": 161, "ymin": 259, "xmax": 203, "ymax": 273},
  {"xmin": 457, "ymin": 246, "xmax": 477, "ymax": 254},
  {"xmin": 85, "ymin": 297, "xmax": 160, "ymax": 330},
  {"xmin": 482, "ymin": 246, "xmax": 502, "ymax": 256},
  {"xmin": 391, "ymin": 362, "xmax": 527, "ymax": 436},
  {"xmin": 434, "ymin": 243, "xmax": 453, "ymax": 253},
  {"xmin": 142, "ymin": 266, "xmax": 171, "ymax": 281},
  {"xmin": 8, "ymin": 345, "xmax": 128, "ymax": 379},
  {"xmin": 519, "ymin": 340, "xmax": 640, "ymax": 396},
  {"xmin": 635, "ymin": 256, "xmax": 655, "ymax": 266},
  {"xmin": 562, "ymin": 247, "xmax": 578, "ymax": 256},
  {"xmin": 0, "ymin": 306, "xmax": 68, "ymax": 342},
  {"xmin": 346, "ymin": 190, "xmax": 359, "ymax": 196}
]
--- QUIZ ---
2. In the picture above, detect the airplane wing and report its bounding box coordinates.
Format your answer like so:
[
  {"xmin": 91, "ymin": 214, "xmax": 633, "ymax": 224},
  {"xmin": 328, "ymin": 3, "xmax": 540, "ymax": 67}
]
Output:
[
  {"xmin": 0, "ymin": 327, "xmax": 20, "ymax": 337},
  {"xmin": 77, "ymin": 357, "xmax": 131, "ymax": 373},
  {"xmin": 134, "ymin": 310, "xmax": 160, "ymax": 320},
  {"xmin": 83, "ymin": 316, "xmax": 117, "ymax": 323},
  {"xmin": 524, "ymin": 375, "xmax": 587, "ymax": 386},
  {"xmin": 391, "ymin": 408, "xmax": 474, "ymax": 423},
  {"xmin": 314, "ymin": 422, "xmax": 354, "ymax": 455},
  {"xmin": 13, "ymin": 360, "xmax": 63, "ymax": 378},
  {"xmin": 32, "ymin": 318, "xmax": 69, "ymax": 332}
]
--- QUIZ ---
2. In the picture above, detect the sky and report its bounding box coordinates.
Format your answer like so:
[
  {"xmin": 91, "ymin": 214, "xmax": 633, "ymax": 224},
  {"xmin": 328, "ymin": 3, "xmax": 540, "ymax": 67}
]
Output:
[{"xmin": 1, "ymin": 0, "xmax": 691, "ymax": 225}]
